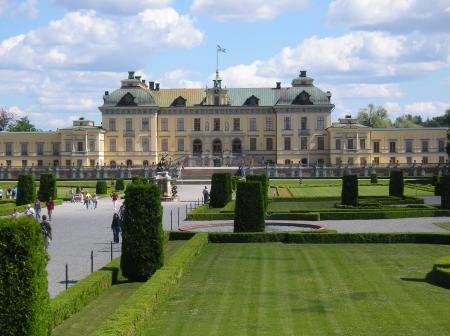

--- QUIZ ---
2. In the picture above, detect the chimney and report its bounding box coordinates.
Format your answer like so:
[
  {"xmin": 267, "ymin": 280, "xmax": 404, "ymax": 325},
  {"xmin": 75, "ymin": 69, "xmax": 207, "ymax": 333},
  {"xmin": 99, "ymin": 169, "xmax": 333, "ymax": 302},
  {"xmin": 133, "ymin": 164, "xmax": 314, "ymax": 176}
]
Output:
[
  {"xmin": 149, "ymin": 81, "xmax": 155, "ymax": 90},
  {"xmin": 142, "ymin": 79, "xmax": 146, "ymax": 85},
  {"xmin": 104, "ymin": 91, "xmax": 109, "ymax": 96},
  {"xmin": 276, "ymin": 82, "xmax": 281, "ymax": 89},
  {"xmin": 326, "ymin": 90, "xmax": 332, "ymax": 102},
  {"xmin": 300, "ymin": 70, "xmax": 307, "ymax": 77},
  {"xmin": 128, "ymin": 71, "xmax": 135, "ymax": 79},
  {"xmin": 135, "ymin": 75, "xmax": 141, "ymax": 81},
  {"xmin": 155, "ymin": 83, "xmax": 160, "ymax": 91}
]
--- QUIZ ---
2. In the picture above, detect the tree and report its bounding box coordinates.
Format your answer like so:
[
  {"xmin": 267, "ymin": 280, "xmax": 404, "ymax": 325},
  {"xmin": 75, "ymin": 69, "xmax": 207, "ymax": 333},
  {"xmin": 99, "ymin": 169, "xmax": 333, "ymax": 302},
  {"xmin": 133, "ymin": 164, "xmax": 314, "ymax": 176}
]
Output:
[
  {"xmin": 393, "ymin": 114, "xmax": 423, "ymax": 128},
  {"xmin": 7, "ymin": 116, "xmax": 40, "ymax": 132},
  {"xmin": 0, "ymin": 107, "xmax": 16, "ymax": 131},
  {"xmin": 234, "ymin": 181, "xmax": 265, "ymax": 232},
  {"xmin": 389, "ymin": 170, "xmax": 404, "ymax": 198},
  {"xmin": 422, "ymin": 108, "xmax": 450, "ymax": 127},
  {"xmin": 16, "ymin": 174, "xmax": 37, "ymax": 206},
  {"xmin": 356, "ymin": 104, "xmax": 392, "ymax": 128},
  {"xmin": 38, "ymin": 173, "xmax": 57, "ymax": 202},
  {"xmin": 210, "ymin": 173, "xmax": 232, "ymax": 208},
  {"xmin": 341, "ymin": 175, "xmax": 358, "ymax": 206}
]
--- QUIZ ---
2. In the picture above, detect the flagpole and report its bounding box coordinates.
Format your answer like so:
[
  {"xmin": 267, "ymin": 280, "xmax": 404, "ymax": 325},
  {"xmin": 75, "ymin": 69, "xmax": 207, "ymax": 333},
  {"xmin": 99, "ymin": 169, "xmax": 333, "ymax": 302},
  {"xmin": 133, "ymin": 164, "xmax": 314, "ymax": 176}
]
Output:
[{"xmin": 216, "ymin": 47, "xmax": 219, "ymax": 73}]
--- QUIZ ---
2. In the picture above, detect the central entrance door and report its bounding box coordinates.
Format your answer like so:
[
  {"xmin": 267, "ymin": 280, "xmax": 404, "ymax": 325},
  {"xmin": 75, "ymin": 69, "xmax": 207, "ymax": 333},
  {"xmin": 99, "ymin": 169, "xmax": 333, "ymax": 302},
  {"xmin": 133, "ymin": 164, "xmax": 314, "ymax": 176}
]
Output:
[{"xmin": 212, "ymin": 139, "xmax": 222, "ymax": 155}]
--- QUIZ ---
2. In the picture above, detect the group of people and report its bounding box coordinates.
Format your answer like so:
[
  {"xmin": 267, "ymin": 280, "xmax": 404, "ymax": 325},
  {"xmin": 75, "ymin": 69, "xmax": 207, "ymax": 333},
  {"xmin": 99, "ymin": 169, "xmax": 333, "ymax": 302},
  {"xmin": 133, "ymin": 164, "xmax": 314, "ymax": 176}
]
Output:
[
  {"xmin": 0, "ymin": 187, "xmax": 17, "ymax": 200},
  {"xmin": 69, "ymin": 188, "xmax": 99, "ymax": 209}
]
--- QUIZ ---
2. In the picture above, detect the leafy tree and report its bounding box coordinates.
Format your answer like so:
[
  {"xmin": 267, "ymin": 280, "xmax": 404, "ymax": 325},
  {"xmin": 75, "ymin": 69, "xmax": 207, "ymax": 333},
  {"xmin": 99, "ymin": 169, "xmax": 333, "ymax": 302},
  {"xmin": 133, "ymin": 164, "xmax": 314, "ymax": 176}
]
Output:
[
  {"xmin": 8, "ymin": 116, "xmax": 41, "ymax": 132},
  {"xmin": 422, "ymin": 108, "xmax": 450, "ymax": 127},
  {"xmin": 0, "ymin": 107, "xmax": 16, "ymax": 131},
  {"xmin": 393, "ymin": 114, "xmax": 423, "ymax": 128},
  {"xmin": 356, "ymin": 104, "xmax": 392, "ymax": 128}
]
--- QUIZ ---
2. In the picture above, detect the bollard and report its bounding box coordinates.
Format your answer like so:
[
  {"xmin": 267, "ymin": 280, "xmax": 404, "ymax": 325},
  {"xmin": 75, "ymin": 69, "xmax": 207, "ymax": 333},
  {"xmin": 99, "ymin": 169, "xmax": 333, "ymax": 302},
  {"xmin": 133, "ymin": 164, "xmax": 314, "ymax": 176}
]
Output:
[
  {"xmin": 170, "ymin": 210, "xmax": 173, "ymax": 231},
  {"xmin": 178, "ymin": 207, "xmax": 180, "ymax": 227},
  {"xmin": 65, "ymin": 263, "xmax": 69, "ymax": 289},
  {"xmin": 110, "ymin": 241, "xmax": 113, "ymax": 261},
  {"xmin": 185, "ymin": 204, "xmax": 188, "ymax": 215},
  {"xmin": 91, "ymin": 250, "xmax": 94, "ymax": 273}
]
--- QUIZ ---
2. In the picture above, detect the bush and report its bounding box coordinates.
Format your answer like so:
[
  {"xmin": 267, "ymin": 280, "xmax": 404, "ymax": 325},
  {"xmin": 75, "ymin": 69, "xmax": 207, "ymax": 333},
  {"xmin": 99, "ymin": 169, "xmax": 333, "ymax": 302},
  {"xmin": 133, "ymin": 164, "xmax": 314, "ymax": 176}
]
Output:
[
  {"xmin": 96, "ymin": 181, "xmax": 108, "ymax": 194},
  {"xmin": 115, "ymin": 178, "xmax": 125, "ymax": 191},
  {"xmin": 246, "ymin": 174, "xmax": 269, "ymax": 210},
  {"xmin": 341, "ymin": 175, "xmax": 358, "ymax": 206},
  {"xmin": 231, "ymin": 176, "xmax": 241, "ymax": 191},
  {"xmin": 370, "ymin": 173, "xmax": 378, "ymax": 184},
  {"xmin": 319, "ymin": 209, "xmax": 450, "ymax": 220},
  {"xmin": 268, "ymin": 212, "xmax": 320, "ymax": 221},
  {"xmin": 131, "ymin": 176, "xmax": 148, "ymax": 185},
  {"xmin": 435, "ymin": 183, "xmax": 442, "ymax": 196},
  {"xmin": 187, "ymin": 212, "xmax": 235, "ymax": 220},
  {"xmin": 93, "ymin": 233, "xmax": 208, "ymax": 336},
  {"xmin": 432, "ymin": 175, "xmax": 440, "ymax": 186},
  {"xmin": 210, "ymin": 173, "xmax": 232, "ymax": 208},
  {"xmin": 441, "ymin": 174, "xmax": 450, "ymax": 209},
  {"xmin": 121, "ymin": 183, "xmax": 164, "ymax": 281},
  {"xmin": 0, "ymin": 217, "xmax": 51, "ymax": 336},
  {"xmin": 38, "ymin": 173, "xmax": 57, "ymax": 202},
  {"xmin": 389, "ymin": 170, "xmax": 404, "ymax": 197},
  {"xmin": 16, "ymin": 173, "xmax": 36, "ymax": 206},
  {"xmin": 234, "ymin": 181, "xmax": 265, "ymax": 232}
]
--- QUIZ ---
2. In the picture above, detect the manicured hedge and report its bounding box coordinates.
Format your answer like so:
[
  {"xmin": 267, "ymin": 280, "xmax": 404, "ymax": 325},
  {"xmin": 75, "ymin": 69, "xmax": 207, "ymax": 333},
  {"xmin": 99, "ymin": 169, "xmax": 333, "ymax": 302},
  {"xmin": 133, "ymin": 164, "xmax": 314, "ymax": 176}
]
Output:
[
  {"xmin": 96, "ymin": 180, "xmax": 108, "ymax": 194},
  {"xmin": 234, "ymin": 181, "xmax": 265, "ymax": 232},
  {"xmin": 187, "ymin": 212, "xmax": 235, "ymax": 221},
  {"xmin": 51, "ymin": 258, "xmax": 119, "ymax": 328},
  {"xmin": 246, "ymin": 174, "xmax": 269, "ymax": 210},
  {"xmin": 341, "ymin": 175, "xmax": 358, "ymax": 206},
  {"xmin": 38, "ymin": 173, "xmax": 57, "ymax": 202},
  {"xmin": 268, "ymin": 212, "xmax": 320, "ymax": 221},
  {"xmin": 441, "ymin": 174, "xmax": 450, "ymax": 209},
  {"xmin": 319, "ymin": 209, "xmax": 450, "ymax": 220},
  {"xmin": 168, "ymin": 231, "xmax": 197, "ymax": 240},
  {"xmin": 389, "ymin": 169, "xmax": 404, "ymax": 197},
  {"xmin": 121, "ymin": 183, "xmax": 164, "ymax": 281},
  {"xmin": 428, "ymin": 255, "xmax": 450, "ymax": 288},
  {"xmin": 16, "ymin": 173, "xmax": 36, "ymax": 206},
  {"xmin": 210, "ymin": 173, "xmax": 232, "ymax": 208},
  {"xmin": 131, "ymin": 176, "xmax": 148, "ymax": 185},
  {"xmin": 370, "ymin": 173, "xmax": 378, "ymax": 184},
  {"xmin": 93, "ymin": 233, "xmax": 209, "ymax": 336},
  {"xmin": 0, "ymin": 217, "xmax": 51, "ymax": 336},
  {"xmin": 115, "ymin": 178, "xmax": 125, "ymax": 191}
]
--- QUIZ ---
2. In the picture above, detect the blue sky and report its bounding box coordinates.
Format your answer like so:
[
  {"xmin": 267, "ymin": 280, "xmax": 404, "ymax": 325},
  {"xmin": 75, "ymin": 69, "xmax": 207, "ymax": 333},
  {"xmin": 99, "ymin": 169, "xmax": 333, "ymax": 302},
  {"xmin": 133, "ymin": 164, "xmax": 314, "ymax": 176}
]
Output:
[{"xmin": 0, "ymin": 0, "xmax": 449, "ymax": 130}]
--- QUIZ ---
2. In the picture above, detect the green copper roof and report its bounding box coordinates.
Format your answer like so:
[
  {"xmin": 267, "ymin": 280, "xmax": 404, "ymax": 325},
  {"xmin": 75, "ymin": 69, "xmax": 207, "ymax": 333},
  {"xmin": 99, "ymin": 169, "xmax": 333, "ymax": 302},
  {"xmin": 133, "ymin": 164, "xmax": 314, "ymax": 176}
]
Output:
[
  {"xmin": 103, "ymin": 87, "xmax": 157, "ymax": 107},
  {"xmin": 152, "ymin": 89, "xmax": 206, "ymax": 107}
]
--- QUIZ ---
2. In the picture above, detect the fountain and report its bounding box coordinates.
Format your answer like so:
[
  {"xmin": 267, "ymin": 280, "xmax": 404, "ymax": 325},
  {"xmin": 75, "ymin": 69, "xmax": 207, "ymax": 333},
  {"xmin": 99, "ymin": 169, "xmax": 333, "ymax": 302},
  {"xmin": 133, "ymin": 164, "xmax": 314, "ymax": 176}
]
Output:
[{"xmin": 154, "ymin": 154, "xmax": 179, "ymax": 202}]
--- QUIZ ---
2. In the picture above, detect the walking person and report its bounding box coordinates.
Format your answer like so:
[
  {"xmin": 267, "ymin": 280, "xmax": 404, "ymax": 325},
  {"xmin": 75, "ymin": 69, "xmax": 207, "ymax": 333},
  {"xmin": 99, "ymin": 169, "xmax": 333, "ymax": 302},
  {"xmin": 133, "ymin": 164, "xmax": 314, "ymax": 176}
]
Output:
[
  {"xmin": 92, "ymin": 193, "xmax": 98, "ymax": 209},
  {"xmin": 46, "ymin": 197, "xmax": 55, "ymax": 220},
  {"xmin": 84, "ymin": 192, "xmax": 91, "ymax": 210},
  {"xmin": 111, "ymin": 213, "xmax": 121, "ymax": 243},
  {"xmin": 111, "ymin": 192, "xmax": 119, "ymax": 211},
  {"xmin": 203, "ymin": 186, "xmax": 209, "ymax": 204},
  {"xmin": 34, "ymin": 199, "xmax": 41, "ymax": 220},
  {"xmin": 40, "ymin": 215, "xmax": 52, "ymax": 250},
  {"xmin": 69, "ymin": 188, "xmax": 75, "ymax": 203}
]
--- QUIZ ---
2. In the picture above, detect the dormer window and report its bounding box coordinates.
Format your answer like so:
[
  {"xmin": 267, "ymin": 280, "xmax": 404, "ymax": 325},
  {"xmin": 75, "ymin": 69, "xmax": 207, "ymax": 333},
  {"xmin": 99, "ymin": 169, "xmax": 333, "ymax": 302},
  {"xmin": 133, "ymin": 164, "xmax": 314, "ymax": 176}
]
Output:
[
  {"xmin": 214, "ymin": 95, "xmax": 220, "ymax": 106},
  {"xmin": 117, "ymin": 92, "xmax": 137, "ymax": 106},
  {"xmin": 171, "ymin": 96, "xmax": 186, "ymax": 107},
  {"xmin": 292, "ymin": 90, "xmax": 312, "ymax": 105},
  {"xmin": 244, "ymin": 95, "xmax": 259, "ymax": 106}
]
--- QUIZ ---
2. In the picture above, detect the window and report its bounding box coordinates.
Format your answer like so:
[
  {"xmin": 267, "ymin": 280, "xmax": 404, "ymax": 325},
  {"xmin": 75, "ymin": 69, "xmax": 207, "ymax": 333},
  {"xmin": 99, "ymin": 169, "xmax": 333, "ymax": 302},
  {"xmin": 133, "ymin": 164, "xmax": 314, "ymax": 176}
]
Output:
[
  {"xmin": 65, "ymin": 141, "xmax": 72, "ymax": 152},
  {"xmin": 405, "ymin": 140, "xmax": 412, "ymax": 153},
  {"xmin": 266, "ymin": 138, "xmax": 273, "ymax": 151},
  {"xmin": 301, "ymin": 137, "xmax": 308, "ymax": 150},
  {"xmin": 284, "ymin": 137, "xmax": 291, "ymax": 150},
  {"xmin": 347, "ymin": 138, "xmax": 354, "ymax": 150},
  {"xmin": 143, "ymin": 160, "xmax": 149, "ymax": 167},
  {"xmin": 90, "ymin": 159, "xmax": 95, "ymax": 167},
  {"xmin": 142, "ymin": 138, "xmax": 149, "ymax": 152},
  {"xmin": 89, "ymin": 141, "xmax": 95, "ymax": 152},
  {"xmin": 109, "ymin": 118, "xmax": 116, "ymax": 131},
  {"xmin": 360, "ymin": 138, "xmax": 366, "ymax": 150},
  {"xmin": 214, "ymin": 95, "xmax": 220, "ymax": 106},
  {"xmin": 336, "ymin": 157, "xmax": 342, "ymax": 165},
  {"xmin": 212, "ymin": 139, "xmax": 222, "ymax": 154},
  {"xmin": 373, "ymin": 141, "xmax": 380, "ymax": 153},
  {"xmin": 439, "ymin": 156, "xmax": 445, "ymax": 163},
  {"xmin": 194, "ymin": 118, "xmax": 201, "ymax": 132},
  {"xmin": 193, "ymin": 139, "xmax": 202, "ymax": 155},
  {"xmin": 177, "ymin": 118, "xmax": 184, "ymax": 131},
  {"xmin": 126, "ymin": 139, "xmax": 133, "ymax": 152},
  {"xmin": 317, "ymin": 137, "xmax": 325, "ymax": 150},
  {"xmin": 22, "ymin": 160, "xmax": 27, "ymax": 167},
  {"xmin": 5, "ymin": 143, "xmax": 12, "ymax": 156},
  {"xmin": 20, "ymin": 142, "xmax": 28, "ymax": 156},
  {"xmin": 52, "ymin": 143, "xmax": 60, "ymax": 155},
  {"xmin": 142, "ymin": 118, "xmax": 149, "ymax": 131},
  {"xmin": 125, "ymin": 118, "xmax": 133, "ymax": 131},
  {"xmin": 335, "ymin": 139, "xmax": 341, "ymax": 150},
  {"xmin": 283, "ymin": 116, "xmax": 291, "ymax": 130},
  {"xmin": 421, "ymin": 140, "xmax": 429, "ymax": 153},
  {"xmin": 161, "ymin": 118, "xmax": 168, "ymax": 132},
  {"xmin": 250, "ymin": 138, "xmax": 257, "ymax": 151},
  {"xmin": 249, "ymin": 118, "xmax": 257, "ymax": 131},
  {"xmin": 406, "ymin": 157, "xmax": 412, "ymax": 164},
  {"xmin": 316, "ymin": 116, "xmax": 324, "ymax": 130},
  {"xmin": 285, "ymin": 159, "xmax": 292, "ymax": 165},
  {"xmin": 390, "ymin": 157, "xmax": 396, "ymax": 163},
  {"xmin": 213, "ymin": 118, "xmax": 220, "ymax": 131},
  {"xmin": 439, "ymin": 140, "xmax": 445, "ymax": 152},
  {"xmin": 77, "ymin": 142, "xmax": 84, "ymax": 152},
  {"xmin": 389, "ymin": 141, "xmax": 396, "ymax": 153},
  {"xmin": 53, "ymin": 160, "xmax": 59, "ymax": 167},
  {"xmin": 301, "ymin": 117, "xmax": 307, "ymax": 130},
  {"xmin": 37, "ymin": 160, "xmax": 43, "ymax": 167},
  {"xmin": 360, "ymin": 157, "xmax": 367, "ymax": 166},
  {"xmin": 36, "ymin": 143, "xmax": 44, "ymax": 155},
  {"xmin": 177, "ymin": 138, "xmax": 184, "ymax": 152},
  {"xmin": 161, "ymin": 139, "xmax": 168, "ymax": 152},
  {"xmin": 265, "ymin": 118, "xmax": 273, "ymax": 131},
  {"xmin": 109, "ymin": 139, "xmax": 116, "ymax": 152},
  {"xmin": 348, "ymin": 157, "xmax": 354, "ymax": 165},
  {"xmin": 232, "ymin": 139, "xmax": 242, "ymax": 153},
  {"xmin": 110, "ymin": 160, "xmax": 116, "ymax": 168},
  {"xmin": 422, "ymin": 156, "xmax": 428, "ymax": 164},
  {"xmin": 6, "ymin": 160, "xmax": 11, "ymax": 167},
  {"xmin": 65, "ymin": 160, "xmax": 71, "ymax": 167},
  {"xmin": 233, "ymin": 118, "xmax": 240, "ymax": 131}
]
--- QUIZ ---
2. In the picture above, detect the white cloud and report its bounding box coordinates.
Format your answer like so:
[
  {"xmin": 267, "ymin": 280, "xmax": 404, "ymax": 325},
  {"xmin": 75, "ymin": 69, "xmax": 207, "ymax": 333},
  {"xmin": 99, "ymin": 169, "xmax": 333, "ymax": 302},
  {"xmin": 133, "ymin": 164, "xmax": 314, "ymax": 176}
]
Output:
[
  {"xmin": 0, "ymin": 9, "xmax": 204, "ymax": 71},
  {"xmin": 218, "ymin": 61, "xmax": 280, "ymax": 87},
  {"xmin": 339, "ymin": 84, "xmax": 402, "ymax": 98},
  {"xmin": 14, "ymin": 0, "xmax": 39, "ymax": 19},
  {"xmin": 191, "ymin": 0, "xmax": 308, "ymax": 22},
  {"xmin": 160, "ymin": 69, "xmax": 203, "ymax": 88},
  {"xmin": 52, "ymin": 0, "xmax": 171, "ymax": 15},
  {"xmin": 380, "ymin": 101, "xmax": 450, "ymax": 119}
]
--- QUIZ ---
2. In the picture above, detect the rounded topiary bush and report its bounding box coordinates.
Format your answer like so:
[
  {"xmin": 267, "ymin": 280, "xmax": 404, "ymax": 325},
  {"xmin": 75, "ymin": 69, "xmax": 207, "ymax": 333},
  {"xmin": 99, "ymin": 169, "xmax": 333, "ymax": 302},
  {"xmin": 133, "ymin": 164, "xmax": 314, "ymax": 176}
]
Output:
[
  {"xmin": 120, "ymin": 183, "xmax": 164, "ymax": 281},
  {"xmin": 234, "ymin": 181, "xmax": 265, "ymax": 232},
  {"xmin": 210, "ymin": 173, "xmax": 232, "ymax": 208},
  {"xmin": 341, "ymin": 174, "xmax": 358, "ymax": 206},
  {"xmin": 16, "ymin": 173, "xmax": 36, "ymax": 206},
  {"xmin": 441, "ymin": 174, "xmax": 450, "ymax": 209},
  {"xmin": 0, "ymin": 216, "xmax": 51, "ymax": 336},
  {"xmin": 115, "ymin": 178, "xmax": 125, "ymax": 191},
  {"xmin": 38, "ymin": 173, "xmax": 57, "ymax": 202},
  {"xmin": 246, "ymin": 174, "xmax": 269, "ymax": 210},
  {"xmin": 96, "ymin": 181, "xmax": 108, "ymax": 194},
  {"xmin": 370, "ymin": 173, "xmax": 378, "ymax": 184},
  {"xmin": 389, "ymin": 169, "xmax": 404, "ymax": 197}
]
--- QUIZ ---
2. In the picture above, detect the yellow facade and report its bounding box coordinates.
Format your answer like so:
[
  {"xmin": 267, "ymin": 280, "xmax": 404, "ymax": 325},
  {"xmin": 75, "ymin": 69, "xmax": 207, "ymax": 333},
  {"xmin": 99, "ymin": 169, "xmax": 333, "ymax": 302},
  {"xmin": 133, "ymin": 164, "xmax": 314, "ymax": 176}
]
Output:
[{"xmin": 0, "ymin": 71, "xmax": 447, "ymax": 168}]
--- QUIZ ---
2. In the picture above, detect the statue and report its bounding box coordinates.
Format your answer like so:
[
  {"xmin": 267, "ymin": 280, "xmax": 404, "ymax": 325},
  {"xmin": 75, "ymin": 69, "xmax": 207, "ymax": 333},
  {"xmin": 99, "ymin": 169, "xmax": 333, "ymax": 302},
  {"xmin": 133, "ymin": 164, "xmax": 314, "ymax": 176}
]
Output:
[
  {"xmin": 171, "ymin": 184, "xmax": 178, "ymax": 197},
  {"xmin": 156, "ymin": 153, "xmax": 169, "ymax": 172}
]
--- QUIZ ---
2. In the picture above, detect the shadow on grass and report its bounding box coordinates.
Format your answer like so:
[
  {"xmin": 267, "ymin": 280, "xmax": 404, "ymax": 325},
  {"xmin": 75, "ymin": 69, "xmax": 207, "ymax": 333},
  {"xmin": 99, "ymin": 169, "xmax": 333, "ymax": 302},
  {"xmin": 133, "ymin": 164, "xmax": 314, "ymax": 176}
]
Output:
[{"xmin": 401, "ymin": 272, "xmax": 450, "ymax": 290}]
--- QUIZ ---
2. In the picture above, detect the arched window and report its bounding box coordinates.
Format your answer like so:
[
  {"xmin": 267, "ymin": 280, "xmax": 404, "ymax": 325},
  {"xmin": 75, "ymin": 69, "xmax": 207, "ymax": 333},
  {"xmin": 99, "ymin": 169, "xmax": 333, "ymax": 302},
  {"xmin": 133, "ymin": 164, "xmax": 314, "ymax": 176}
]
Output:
[
  {"xmin": 143, "ymin": 160, "xmax": 149, "ymax": 167},
  {"xmin": 212, "ymin": 139, "xmax": 222, "ymax": 154},
  {"xmin": 193, "ymin": 139, "xmax": 202, "ymax": 156},
  {"xmin": 232, "ymin": 139, "xmax": 242, "ymax": 154},
  {"xmin": 126, "ymin": 160, "xmax": 133, "ymax": 167},
  {"xmin": 110, "ymin": 160, "xmax": 116, "ymax": 168},
  {"xmin": 301, "ymin": 158, "xmax": 308, "ymax": 166}
]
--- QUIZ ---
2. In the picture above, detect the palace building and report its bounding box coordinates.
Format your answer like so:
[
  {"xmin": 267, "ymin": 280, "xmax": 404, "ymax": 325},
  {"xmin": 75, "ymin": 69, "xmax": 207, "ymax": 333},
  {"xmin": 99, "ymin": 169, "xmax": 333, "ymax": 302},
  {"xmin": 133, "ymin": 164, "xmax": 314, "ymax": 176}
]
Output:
[{"xmin": 0, "ymin": 71, "xmax": 447, "ymax": 168}]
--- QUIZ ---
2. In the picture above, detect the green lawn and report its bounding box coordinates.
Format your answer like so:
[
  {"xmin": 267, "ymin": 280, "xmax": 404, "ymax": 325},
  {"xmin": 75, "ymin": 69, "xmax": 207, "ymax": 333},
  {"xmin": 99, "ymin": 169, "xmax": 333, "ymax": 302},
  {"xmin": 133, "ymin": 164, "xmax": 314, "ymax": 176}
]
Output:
[
  {"xmin": 141, "ymin": 243, "xmax": 450, "ymax": 336},
  {"xmin": 435, "ymin": 222, "xmax": 450, "ymax": 231},
  {"xmin": 52, "ymin": 240, "xmax": 186, "ymax": 336}
]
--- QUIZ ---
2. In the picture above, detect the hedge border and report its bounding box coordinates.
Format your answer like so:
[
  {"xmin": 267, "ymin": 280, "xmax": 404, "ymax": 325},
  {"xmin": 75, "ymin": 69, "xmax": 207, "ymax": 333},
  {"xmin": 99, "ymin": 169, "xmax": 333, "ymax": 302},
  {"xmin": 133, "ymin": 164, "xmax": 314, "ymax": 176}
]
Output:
[{"xmin": 427, "ymin": 255, "xmax": 450, "ymax": 288}]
